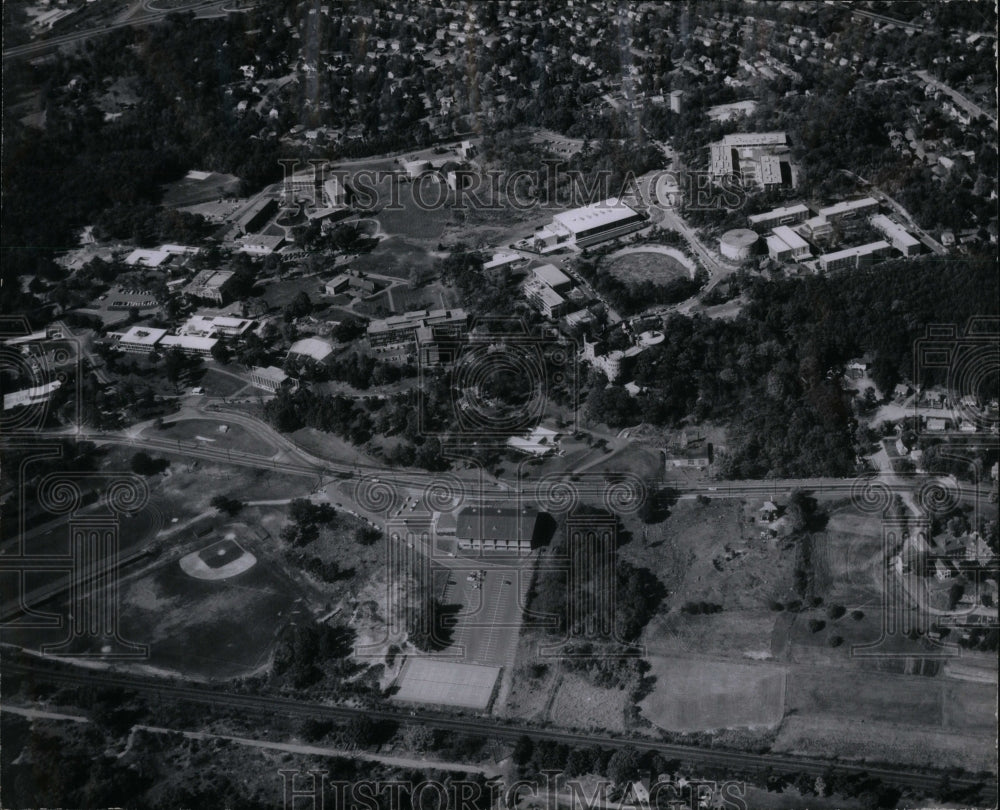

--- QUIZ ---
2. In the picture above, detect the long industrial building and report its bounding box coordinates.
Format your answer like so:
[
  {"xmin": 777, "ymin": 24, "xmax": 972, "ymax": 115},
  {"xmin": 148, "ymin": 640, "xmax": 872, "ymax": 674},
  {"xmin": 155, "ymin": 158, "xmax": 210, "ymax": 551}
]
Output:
[{"xmin": 748, "ymin": 203, "xmax": 810, "ymax": 230}]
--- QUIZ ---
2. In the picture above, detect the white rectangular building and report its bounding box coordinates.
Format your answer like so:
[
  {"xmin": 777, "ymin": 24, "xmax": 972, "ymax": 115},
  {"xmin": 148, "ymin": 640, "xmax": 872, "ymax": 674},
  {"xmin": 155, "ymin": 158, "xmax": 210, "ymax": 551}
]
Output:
[
  {"xmin": 818, "ymin": 240, "xmax": 893, "ymax": 272},
  {"xmin": 748, "ymin": 204, "xmax": 810, "ymax": 230},
  {"xmin": 816, "ymin": 197, "xmax": 879, "ymax": 222},
  {"xmin": 767, "ymin": 225, "xmax": 811, "ymax": 260},
  {"xmin": 870, "ymin": 214, "xmax": 921, "ymax": 256}
]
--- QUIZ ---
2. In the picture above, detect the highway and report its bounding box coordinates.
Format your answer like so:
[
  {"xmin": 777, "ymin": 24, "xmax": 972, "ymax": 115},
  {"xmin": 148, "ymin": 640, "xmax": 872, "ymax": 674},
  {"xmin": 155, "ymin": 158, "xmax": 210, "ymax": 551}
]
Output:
[
  {"xmin": 3, "ymin": 656, "xmax": 994, "ymax": 794},
  {"xmin": 2, "ymin": 0, "xmax": 249, "ymax": 62}
]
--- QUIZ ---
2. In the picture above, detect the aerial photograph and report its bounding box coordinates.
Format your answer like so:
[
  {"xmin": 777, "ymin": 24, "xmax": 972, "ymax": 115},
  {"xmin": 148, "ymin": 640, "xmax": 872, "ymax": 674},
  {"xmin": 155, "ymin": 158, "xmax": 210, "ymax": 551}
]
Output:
[{"xmin": 1, "ymin": 1, "xmax": 997, "ymax": 808}]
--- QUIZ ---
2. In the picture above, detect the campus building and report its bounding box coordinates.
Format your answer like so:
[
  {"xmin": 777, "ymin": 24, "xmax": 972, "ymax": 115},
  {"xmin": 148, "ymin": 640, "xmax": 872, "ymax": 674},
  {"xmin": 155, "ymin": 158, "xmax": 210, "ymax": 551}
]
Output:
[
  {"xmin": 709, "ymin": 132, "xmax": 791, "ymax": 190},
  {"xmin": 455, "ymin": 504, "xmax": 540, "ymax": 552},
  {"xmin": 870, "ymin": 214, "xmax": 921, "ymax": 256},
  {"xmin": 816, "ymin": 197, "xmax": 879, "ymax": 223},
  {"xmin": 249, "ymin": 365, "xmax": 293, "ymax": 393},
  {"xmin": 178, "ymin": 314, "xmax": 255, "ymax": 339},
  {"xmin": 367, "ymin": 308, "xmax": 468, "ymax": 351},
  {"xmin": 183, "ymin": 270, "xmax": 236, "ymax": 305},
  {"xmin": 818, "ymin": 240, "xmax": 893, "ymax": 272},
  {"xmin": 747, "ymin": 203, "xmax": 810, "ymax": 230},
  {"xmin": 533, "ymin": 200, "xmax": 646, "ymax": 250},
  {"xmin": 766, "ymin": 225, "xmax": 811, "ymax": 261},
  {"xmin": 235, "ymin": 197, "xmax": 279, "ymax": 234}
]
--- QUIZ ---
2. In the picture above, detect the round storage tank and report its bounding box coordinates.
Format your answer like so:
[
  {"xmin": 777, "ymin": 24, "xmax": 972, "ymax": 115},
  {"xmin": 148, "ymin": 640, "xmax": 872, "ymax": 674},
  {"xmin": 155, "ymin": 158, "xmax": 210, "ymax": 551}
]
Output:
[{"xmin": 719, "ymin": 228, "xmax": 759, "ymax": 261}]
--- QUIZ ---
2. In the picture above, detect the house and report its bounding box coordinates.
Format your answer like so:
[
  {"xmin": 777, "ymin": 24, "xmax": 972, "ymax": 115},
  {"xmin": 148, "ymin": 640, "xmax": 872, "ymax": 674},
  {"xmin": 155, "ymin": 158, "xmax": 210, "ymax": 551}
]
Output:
[
  {"xmin": 664, "ymin": 443, "xmax": 712, "ymax": 469},
  {"xmin": 965, "ymin": 534, "xmax": 995, "ymax": 566},
  {"xmin": 507, "ymin": 426, "xmax": 560, "ymax": 456},
  {"xmin": 324, "ymin": 274, "xmax": 351, "ymax": 295},
  {"xmin": 455, "ymin": 504, "xmax": 541, "ymax": 552},
  {"xmin": 759, "ymin": 501, "xmax": 780, "ymax": 522},
  {"xmin": 934, "ymin": 558, "xmax": 953, "ymax": 580}
]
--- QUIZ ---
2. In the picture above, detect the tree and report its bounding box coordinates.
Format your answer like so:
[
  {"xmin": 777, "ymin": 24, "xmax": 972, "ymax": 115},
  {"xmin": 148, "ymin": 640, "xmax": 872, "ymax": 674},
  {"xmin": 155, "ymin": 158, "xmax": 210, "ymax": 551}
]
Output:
[
  {"xmin": 606, "ymin": 746, "xmax": 639, "ymax": 785},
  {"xmin": 210, "ymin": 339, "xmax": 232, "ymax": 364},
  {"xmin": 130, "ymin": 451, "xmax": 168, "ymax": 476},
  {"xmin": 210, "ymin": 494, "xmax": 244, "ymax": 516}
]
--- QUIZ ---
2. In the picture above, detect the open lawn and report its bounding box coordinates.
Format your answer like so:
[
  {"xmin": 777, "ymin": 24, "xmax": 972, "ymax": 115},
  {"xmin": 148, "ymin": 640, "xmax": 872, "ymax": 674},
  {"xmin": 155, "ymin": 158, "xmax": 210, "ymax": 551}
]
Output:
[
  {"xmin": 150, "ymin": 418, "xmax": 277, "ymax": 456},
  {"xmin": 198, "ymin": 368, "xmax": 252, "ymax": 398},
  {"xmin": 351, "ymin": 237, "xmax": 437, "ymax": 280},
  {"xmin": 640, "ymin": 655, "xmax": 785, "ymax": 732}
]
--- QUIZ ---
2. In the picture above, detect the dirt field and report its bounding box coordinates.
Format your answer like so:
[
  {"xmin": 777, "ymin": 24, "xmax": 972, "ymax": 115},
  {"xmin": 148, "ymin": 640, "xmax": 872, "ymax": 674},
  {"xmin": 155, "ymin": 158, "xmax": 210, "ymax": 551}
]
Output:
[
  {"xmin": 602, "ymin": 250, "xmax": 691, "ymax": 284},
  {"xmin": 640, "ymin": 656, "xmax": 785, "ymax": 732}
]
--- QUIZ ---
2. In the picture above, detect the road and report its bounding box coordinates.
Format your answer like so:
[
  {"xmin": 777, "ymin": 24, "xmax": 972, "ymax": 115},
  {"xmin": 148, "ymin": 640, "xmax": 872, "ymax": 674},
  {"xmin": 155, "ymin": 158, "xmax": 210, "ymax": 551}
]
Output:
[
  {"xmin": 2, "ymin": 655, "xmax": 993, "ymax": 794},
  {"xmin": 2, "ymin": 0, "xmax": 250, "ymax": 62},
  {"xmin": 913, "ymin": 70, "xmax": 998, "ymax": 131},
  {"xmin": 839, "ymin": 170, "xmax": 947, "ymax": 255}
]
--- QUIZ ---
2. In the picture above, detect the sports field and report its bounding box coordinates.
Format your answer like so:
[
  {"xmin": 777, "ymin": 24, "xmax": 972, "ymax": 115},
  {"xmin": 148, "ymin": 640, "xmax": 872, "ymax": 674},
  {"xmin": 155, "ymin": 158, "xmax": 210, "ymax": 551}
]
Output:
[
  {"xmin": 602, "ymin": 247, "xmax": 693, "ymax": 284},
  {"xmin": 640, "ymin": 655, "xmax": 785, "ymax": 732},
  {"xmin": 393, "ymin": 658, "xmax": 500, "ymax": 709}
]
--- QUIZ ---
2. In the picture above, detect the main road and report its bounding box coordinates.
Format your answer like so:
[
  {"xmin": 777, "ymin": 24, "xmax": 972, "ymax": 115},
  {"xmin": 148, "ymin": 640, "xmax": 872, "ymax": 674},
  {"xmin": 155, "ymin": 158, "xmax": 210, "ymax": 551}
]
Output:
[
  {"xmin": 2, "ymin": 0, "xmax": 251, "ymax": 62},
  {"xmin": 3, "ymin": 655, "xmax": 994, "ymax": 794}
]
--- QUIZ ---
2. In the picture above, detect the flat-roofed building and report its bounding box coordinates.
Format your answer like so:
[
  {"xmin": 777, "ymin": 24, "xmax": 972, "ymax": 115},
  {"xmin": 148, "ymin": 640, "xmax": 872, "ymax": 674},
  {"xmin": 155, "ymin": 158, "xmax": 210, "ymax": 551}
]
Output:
[
  {"xmin": 160, "ymin": 334, "xmax": 218, "ymax": 357},
  {"xmin": 455, "ymin": 504, "xmax": 540, "ymax": 552},
  {"xmin": 523, "ymin": 279, "xmax": 568, "ymax": 318},
  {"xmin": 816, "ymin": 197, "xmax": 879, "ymax": 223},
  {"xmin": 115, "ymin": 326, "xmax": 167, "ymax": 354},
  {"xmin": 183, "ymin": 270, "xmax": 235, "ymax": 305},
  {"xmin": 287, "ymin": 337, "xmax": 335, "ymax": 363},
  {"xmin": 179, "ymin": 314, "xmax": 255, "ymax": 338},
  {"xmin": 767, "ymin": 225, "xmax": 812, "ymax": 261},
  {"xmin": 709, "ymin": 132, "xmax": 791, "ymax": 189},
  {"xmin": 249, "ymin": 365, "xmax": 293, "ymax": 392},
  {"xmin": 324, "ymin": 274, "xmax": 351, "ymax": 295},
  {"xmin": 124, "ymin": 248, "xmax": 172, "ymax": 268},
  {"xmin": 368, "ymin": 308, "xmax": 468, "ymax": 350},
  {"xmin": 870, "ymin": 214, "xmax": 921, "ymax": 256},
  {"xmin": 818, "ymin": 240, "xmax": 893, "ymax": 272},
  {"xmin": 531, "ymin": 263, "xmax": 573, "ymax": 294},
  {"xmin": 748, "ymin": 204, "xmax": 810, "ymax": 230},
  {"xmin": 4, "ymin": 380, "xmax": 62, "ymax": 411},
  {"xmin": 483, "ymin": 251, "xmax": 525, "ymax": 271},
  {"xmin": 236, "ymin": 233, "xmax": 285, "ymax": 254},
  {"xmin": 547, "ymin": 199, "xmax": 646, "ymax": 247}
]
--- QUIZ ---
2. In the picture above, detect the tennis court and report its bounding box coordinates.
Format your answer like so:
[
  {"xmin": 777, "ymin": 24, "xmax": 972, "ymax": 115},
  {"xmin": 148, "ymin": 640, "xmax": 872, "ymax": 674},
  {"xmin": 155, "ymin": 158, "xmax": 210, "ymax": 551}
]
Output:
[{"xmin": 393, "ymin": 658, "xmax": 500, "ymax": 710}]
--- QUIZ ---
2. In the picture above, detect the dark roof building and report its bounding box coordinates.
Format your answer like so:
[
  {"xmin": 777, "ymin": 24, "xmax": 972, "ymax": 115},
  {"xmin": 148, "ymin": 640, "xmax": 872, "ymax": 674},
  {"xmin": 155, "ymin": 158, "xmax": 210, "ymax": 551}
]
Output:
[{"xmin": 455, "ymin": 504, "xmax": 540, "ymax": 552}]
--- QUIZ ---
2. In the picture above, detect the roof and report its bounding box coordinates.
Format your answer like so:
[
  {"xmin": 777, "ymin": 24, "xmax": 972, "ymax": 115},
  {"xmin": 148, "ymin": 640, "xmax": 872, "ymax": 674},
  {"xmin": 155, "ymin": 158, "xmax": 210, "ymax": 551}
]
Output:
[
  {"xmin": 160, "ymin": 334, "xmax": 217, "ymax": 352},
  {"xmin": 185, "ymin": 269, "xmax": 234, "ymax": 293},
  {"xmin": 771, "ymin": 225, "xmax": 810, "ymax": 250},
  {"xmin": 484, "ymin": 251, "xmax": 523, "ymax": 270},
  {"xmin": 552, "ymin": 199, "xmax": 642, "ymax": 235},
  {"xmin": 870, "ymin": 214, "xmax": 920, "ymax": 247},
  {"xmin": 757, "ymin": 154, "xmax": 782, "ymax": 185},
  {"xmin": 532, "ymin": 263, "xmax": 572, "ymax": 289},
  {"xmin": 817, "ymin": 197, "xmax": 878, "ymax": 217},
  {"xmin": 118, "ymin": 326, "xmax": 167, "ymax": 346},
  {"xmin": 456, "ymin": 505, "xmax": 539, "ymax": 542},
  {"xmin": 124, "ymin": 248, "xmax": 171, "ymax": 267},
  {"xmin": 819, "ymin": 240, "xmax": 891, "ymax": 263},
  {"xmin": 288, "ymin": 337, "xmax": 334, "ymax": 361},
  {"xmin": 720, "ymin": 228, "xmax": 759, "ymax": 247},
  {"xmin": 720, "ymin": 131, "xmax": 787, "ymax": 147},
  {"xmin": 748, "ymin": 204, "xmax": 810, "ymax": 225},
  {"xmin": 252, "ymin": 365, "xmax": 289, "ymax": 383}
]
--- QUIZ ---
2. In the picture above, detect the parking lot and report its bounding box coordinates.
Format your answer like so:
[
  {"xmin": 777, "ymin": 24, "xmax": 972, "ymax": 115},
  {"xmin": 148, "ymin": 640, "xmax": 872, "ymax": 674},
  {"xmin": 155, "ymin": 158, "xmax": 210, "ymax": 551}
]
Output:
[{"xmin": 435, "ymin": 558, "xmax": 532, "ymax": 668}]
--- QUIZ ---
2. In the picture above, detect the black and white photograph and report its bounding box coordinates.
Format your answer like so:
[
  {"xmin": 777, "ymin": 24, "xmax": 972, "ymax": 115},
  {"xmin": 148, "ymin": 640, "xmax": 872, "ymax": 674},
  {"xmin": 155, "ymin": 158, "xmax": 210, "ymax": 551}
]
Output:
[{"xmin": 1, "ymin": 1, "xmax": 998, "ymax": 808}]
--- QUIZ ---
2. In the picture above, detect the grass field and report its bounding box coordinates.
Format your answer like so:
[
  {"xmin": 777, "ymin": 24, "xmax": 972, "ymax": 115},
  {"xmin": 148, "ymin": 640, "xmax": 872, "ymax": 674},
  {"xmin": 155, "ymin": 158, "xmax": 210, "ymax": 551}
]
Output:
[
  {"xmin": 351, "ymin": 236, "xmax": 436, "ymax": 280},
  {"xmin": 151, "ymin": 418, "xmax": 276, "ymax": 456},
  {"xmin": 602, "ymin": 249, "xmax": 692, "ymax": 284},
  {"xmin": 549, "ymin": 671, "xmax": 631, "ymax": 732},
  {"xmin": 198, "ymin": 368, "xmax": 252, "ymax": 398},
  {"xmin": 640, "ymin": 656, "xmax": 785, "ymax": 732}
]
